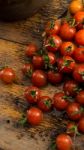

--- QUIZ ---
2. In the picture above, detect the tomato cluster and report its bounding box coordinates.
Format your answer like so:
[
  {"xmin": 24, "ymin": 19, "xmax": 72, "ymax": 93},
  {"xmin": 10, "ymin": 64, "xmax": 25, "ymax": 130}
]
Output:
[
  {"xmin": 0, "ymin": 3, "xmax": 84, "ymax": 150},
  {"xmin": 22, "ymin": 9, "xmax": 84, "ymax": 150}
]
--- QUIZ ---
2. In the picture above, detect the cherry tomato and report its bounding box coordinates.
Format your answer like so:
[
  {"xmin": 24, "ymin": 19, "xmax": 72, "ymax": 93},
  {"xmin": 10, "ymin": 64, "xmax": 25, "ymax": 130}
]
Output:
[
  {"xmin": 63, "ymin": 80, "xmax": 79, "ymax": 96},
  {"xmin": 31, "ymin": 70, "xmax": 47, "ymax": 87},
  {"xmin": 66, "ymin": 122, "xmax": 77, "ymax": 136},
  {"xmin": 43, "ymin": 52, "xmax": 56, "ymax": 69},
  {"xmin": 45, "ymin": 19, "xmax": 61, "ymax": 35},
  {"xmin": 22, "ymin": 63, "xmax": 34, "ymax": 77},
  {"xmin": 53, "ymin": 92, "xmax": 69, "ymax": 111},
  {"xmin": 76, "ymin": 90, "xmax": 84, "ymax": 105},
  {"xmin": 24, "ymin": 86, "xmax": 41, "ymax": 104},
  {"xmin": 66, "ymin": 102, "xmax": 82, "ymax": 121},
  {"xmin": 0, "ymin": 69, "xmax": 4, "ymax": 79},
  {"xmin": 78, "ymin": 117, "xmax": 84, "ymax": 133},
  {"xmin": 60, "ymin": 22, "xmax": 76, "ymax": 41},
  {"xmin": 73, "ymin": 64, "xmax": 84, "ymax": 82},
  {"xmin": 73, "ymin": 47, "xmax": 84, "ymax": 63},
  {"xmin": 57, "ymin": 56, "xmax": 76, "ymax": 73},
  {"xmin": 25, "ymin": 43, "xmax": 38, "ymax": 57},
  {"xmin": 47, "ymin": 70, "xmax": 63, "ymax": 85},
  {"xmin": 32, "ymin": 55, "xmax": 43, "ymax": 69},
  {"xmin": 56, "ymin": 134, "xmax": 73, "ymax": 150},
  {"xmin": 75, "ymin": 29, "xmax": 84, "ymax": 46},
  {"xmin": 69, "ymin": 0, "xmax": 83, "ymax": 14},
  {"xmin": 27, "ymin": 107, "xmax": 43, "ymax": 125},
  {"xmin": 1, "ymin": 68, "xmax": 15, "ymax": 84},
  {"xmin": 45, "ymin": 35, "xmax": 62, "ymax": 53},
  {"xmin": 38, "ymin": 96, "xmax": 52, "ymax": 112},
  {"xmin": 60, "ymin": 42, "xmax": 76, "ymax": 56},
  {"xmin": 74, "ymin": 11, "xmax": 84, "ymax": 30}
]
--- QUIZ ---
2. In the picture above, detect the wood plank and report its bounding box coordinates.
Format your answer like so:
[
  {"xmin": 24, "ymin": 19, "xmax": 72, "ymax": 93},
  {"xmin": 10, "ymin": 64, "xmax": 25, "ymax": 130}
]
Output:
[
  {"xmin": 0, "ymin": 39, "xmax": 65, "ymax": 150},
  {"xmin": 0, "ymin": 39, "xmax": 84, "ymax": 150},
  {"xmin": 0, "ymin": 0, "xmax": 69, "ymax": 45}
]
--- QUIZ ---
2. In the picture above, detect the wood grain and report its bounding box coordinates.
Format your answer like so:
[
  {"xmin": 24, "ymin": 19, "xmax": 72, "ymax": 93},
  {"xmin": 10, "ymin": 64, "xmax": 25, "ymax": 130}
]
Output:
[{"xmin": 0, "ymin": 0, "xmax": 84, "ymax": 150}]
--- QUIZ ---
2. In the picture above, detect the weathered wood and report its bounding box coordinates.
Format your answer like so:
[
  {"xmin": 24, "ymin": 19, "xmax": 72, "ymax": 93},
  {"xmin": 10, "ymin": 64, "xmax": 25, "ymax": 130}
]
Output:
[
  {"xmin": 0, "ymin": 0, "xmax": 84, "ymax": 150},
  {"xmin": 0, "ymin": 0, "xmax": 69, "ymax": 44}
]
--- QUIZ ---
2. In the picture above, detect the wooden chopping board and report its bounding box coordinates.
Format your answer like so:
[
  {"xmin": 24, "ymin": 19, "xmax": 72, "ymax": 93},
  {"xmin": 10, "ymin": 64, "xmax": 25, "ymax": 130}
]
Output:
[{"xmin": 0, "ymin": 0, "xmax": 84, "ymax": 150}]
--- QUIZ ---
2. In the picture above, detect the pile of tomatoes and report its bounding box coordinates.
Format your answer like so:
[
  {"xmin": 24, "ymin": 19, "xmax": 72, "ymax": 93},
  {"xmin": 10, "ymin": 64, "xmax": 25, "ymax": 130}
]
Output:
[{"xmin": 0, "ymin": 1, "xmax": 84, "ymax": 150}]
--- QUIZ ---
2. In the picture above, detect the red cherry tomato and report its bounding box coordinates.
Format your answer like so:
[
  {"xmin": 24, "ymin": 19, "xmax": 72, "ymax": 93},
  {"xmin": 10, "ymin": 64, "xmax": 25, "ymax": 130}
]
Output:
[
  {"xmin": 60, "ymin": 41, "xmax": 76, "ymax": 56},
  {"xmin": 53, "ymin": 92, "xmax": 69, "ymax": 110},
  {"xmin": 0, "ymin": 69, "xmax": 4, "ymax": 79},
  {"xmin": 75, "ymin": 29, "xmax": 84, "ymax": 46},
  {"xmin": 57, "ymin": 56, "xmax": 76, "ymax": 73},
  {"xmin": 25, "ymin": 43, "xmax": 38, "ymax": 57},
  {"xmin": 78, "ymin": 117, "xmax": 84, "ymax": 133},
  {"xmin": 73, "ymin": 47, "xmax": 84, "ymax": 63},
  {"xmin": 56, "ymin": 134, "xmax": 73, "ymax": 150},
  {"xmin": 66, "ymin": 102, "xmax": 82, "ymax": 121},
  {"xmin": 32, "ymin": 55, "xmax": 43, "ymax": 69},
  {"xmin": 45, "ymin": 19, "xmax": 61, "ymax": 36},
  {"xmin": 31, "ymin": 70, "xmax": 47, "ymax": 87},
  {"xmin": 47, "ymin": 70, "xmax": 63, "ymax": 85},
  {"xmin": 73, "ymin": 64, "xmax": 84, "ymax": 83},
  {"xmin": 43, "ymin": 52, "xmax": 56, "ymax": 66},
  {"xmin": 38, "ymin": 96, "xmax": 52, "ymax": 112},
  {"xmin": 24, "ymin": 86, "xmax": 41, "ymax": 104},
  {"xmin": 76, "ymin": 90, "xmax": 84, "ymax": 105},
  {"xmin": 1, "ymin": 68, "xmax": 15, "ymax": 84},
  {"xmin": 45, "ymin": 35, "xmax": 62, "ymax": 52},
  {"xmin": 27, "ymin": 107, "xmax": 43, "ymax": 125},
  {"xmin": 74, "ymin": 11, "xmax": 84, "ymax": 30},
  {"xmin": 66, "ymin": 122, "xmax": 77, "ymax": 136},
  {"xmin": 22, "ymin": 63, "xmax": 34, "ymax": 77},
  {"xmin": 63, "ymin": 80, "xmax": 79, "ymax": 96},
  {"xmin": 60, "ymin": 22, "xmax": 76, "ymax": 40}
]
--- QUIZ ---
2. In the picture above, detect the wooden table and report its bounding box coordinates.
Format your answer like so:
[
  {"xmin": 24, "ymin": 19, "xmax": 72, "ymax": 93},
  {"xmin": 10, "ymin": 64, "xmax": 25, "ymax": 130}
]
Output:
[{"xmin": 0, "ymin": 1, "xmax": 84, "ymax": 150}]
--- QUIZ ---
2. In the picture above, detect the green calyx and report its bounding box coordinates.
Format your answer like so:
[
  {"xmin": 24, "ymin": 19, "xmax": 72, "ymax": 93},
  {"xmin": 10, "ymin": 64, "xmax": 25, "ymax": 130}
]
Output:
[
  {"xmin": 30, "ymin": 90, "xmax": 36, "ymax": 97},
  {"xmin": 66, "ymin": 46, "xmax": 72, "ymax": 52},
  {"xmin": 50, "ymin": 20, "xmax": 55, "ymax": 29},
  {"xmin": 49, "ymin": 38, "xmax": 56, "ymax": 47},
  {"xmin": 44, "ymin": 99, "xmax": 51, "ymax": 107},
  {"xmin": 63, "ymin": 59, "xmax": 73, "ymax": 67}
]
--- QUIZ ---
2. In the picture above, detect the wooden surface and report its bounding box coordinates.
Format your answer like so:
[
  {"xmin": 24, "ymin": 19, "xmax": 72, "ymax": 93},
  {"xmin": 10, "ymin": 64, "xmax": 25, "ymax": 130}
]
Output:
[{"xmin": 0, "ymin": 0, "xmax": 84, "ymax": 150}]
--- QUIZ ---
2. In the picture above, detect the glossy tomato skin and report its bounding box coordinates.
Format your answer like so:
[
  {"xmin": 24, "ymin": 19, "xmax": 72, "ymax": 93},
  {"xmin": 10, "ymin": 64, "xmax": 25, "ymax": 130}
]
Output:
[
  {"xmin": 63, "ymin": 80, "xmax": 79, "ymax": 96},
  {"xmin": 22, "ymin": 63, "xmax": 34, "ymax": 77},
  {"xmin": 66, "ymin": 102, "xmax": 82, "ymax": 121},
  {"xmin": 66, "ymin": 122, "xmax": 76, "ymax": 136},
  {"xmin": 31, "ymin": 70, "xmax": 47, "ymax": 87},
  {"xmin": 38, "ymin": 96, "xmax": 52, "ymax": 112},
  {"xmin": 73, "ymin": 64, "xmax": 84, "ymax": 83},
  {"xmin": 60, "ymin": 22, "xmax": 76, "ymax": 41},
  {"xmin": 73, "ymin": 47, "xmax": 84, "ymax": 63},
  {"xmin": 56, "ymin": 134, "xmax": 73, "ymax": 150},
  {"xmin": 78, "ymin": 117, "xmax": 84, "ymax": 133},
  {"xmin": 0, "ymin": 69, "xmax": 4, "ymax": 79},
  {"xmin": 74, "ymin": 11, "xmax": 84, "ymax": 30},
  {"xmin": 47, "ymin": 70, "xmax": 63, "ymax": 85},
  {"xmin": 57, "ymin": 56, "xmax": 76, "ymax": 73},
  {"xmin": 45, "ymin": 19, "xmax": 61, "ymax": 36},
  {"xmin": 76, "ymin": 90, "xmax": 84, "ymax": 105},
  {"xmin": 1, "ymin": 68, "xmax": 15, "ymax": 84},
  {"xmin": 32, "ymin": 55, "xmax": 43, "ymax": 69},
  {"xmin": 43, "ymin": 52, "xmax": 56, "ymax": 66},
  {"xmin": 45, "ymin": 35, "xmax": 62, "ymax": 53},
  {"xmin": 53, "ymin": 92, "xmax": 69, "ymax": 110},
  {"xmin": 25, "ymin": 43, "xmax": 38, "ymax": 57},
  {"xmin": 24, "ymin": 86, "xmax": 41, "ymax": 104},
  {"xmin": 27, "ymin": 107, "xmax": 43, "ymax": 126},
  {"xmin": 60, "ymin": 42, "xmax": 76, "ymax": 56},
  {"xmin": 69, "ymin": 1, "xmax": 83, "ymax": 14},
  {"xmin": 75, "ymin": 29, "xmax": 84, "ymax": 46}
]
